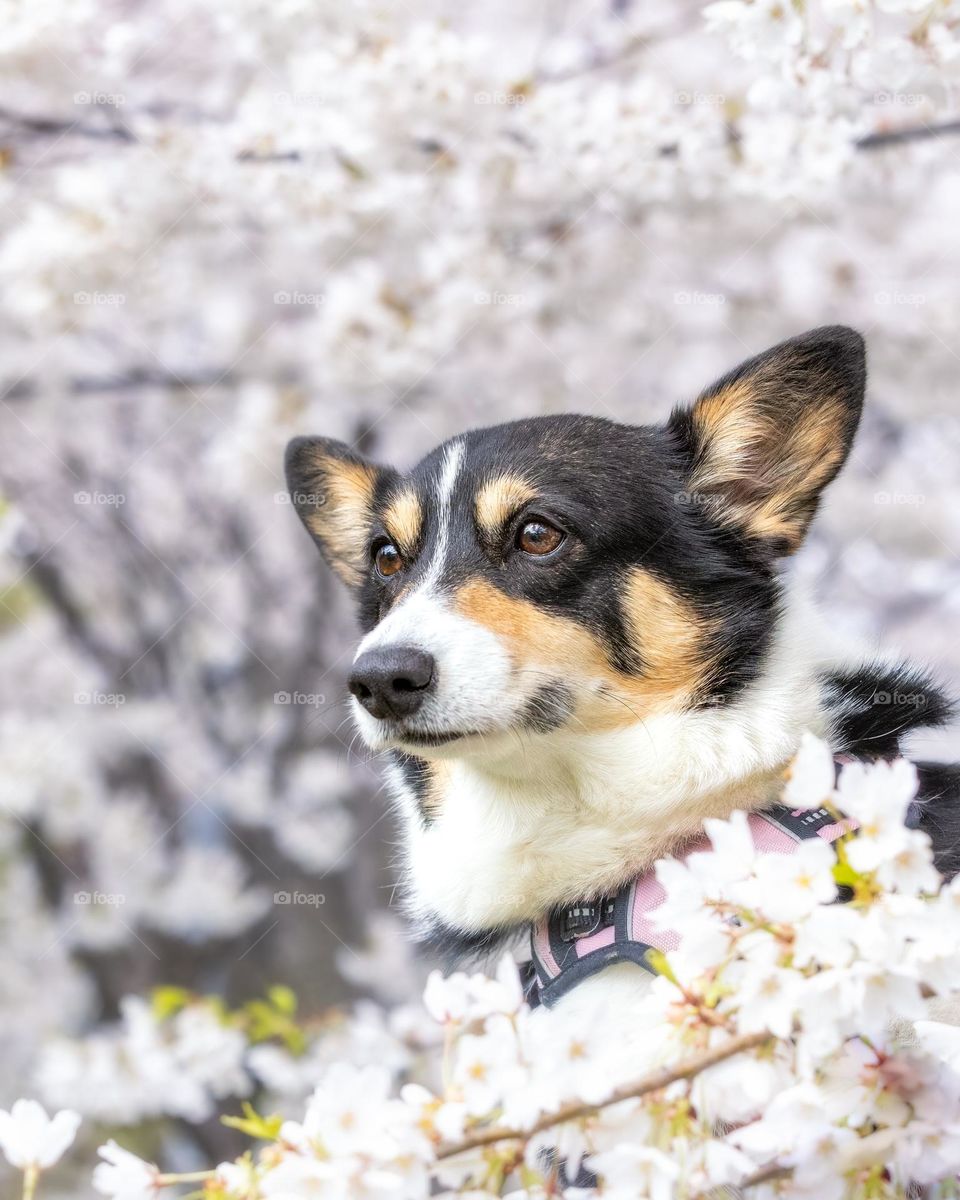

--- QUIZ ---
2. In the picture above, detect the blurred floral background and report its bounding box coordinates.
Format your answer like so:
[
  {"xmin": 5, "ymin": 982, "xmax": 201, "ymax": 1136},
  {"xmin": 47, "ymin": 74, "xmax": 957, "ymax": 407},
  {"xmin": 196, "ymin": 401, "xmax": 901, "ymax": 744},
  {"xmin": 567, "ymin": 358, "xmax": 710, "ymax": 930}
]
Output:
[{"xmin": 0, "ymin": 0, "xmax": 958, "ymax": 1191}]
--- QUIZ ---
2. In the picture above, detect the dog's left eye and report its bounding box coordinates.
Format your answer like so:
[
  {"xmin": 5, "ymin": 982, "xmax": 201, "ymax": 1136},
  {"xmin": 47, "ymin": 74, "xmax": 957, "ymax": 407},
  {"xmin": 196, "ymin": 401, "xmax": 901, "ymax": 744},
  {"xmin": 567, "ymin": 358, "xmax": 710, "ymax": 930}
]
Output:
[
  {"xmin": 374, "ymin": 542, "xmax": 404, "ymax": 577},
  {"xmin": 516, "ymin": 520, "xmax": 564, "ymax": 556}
]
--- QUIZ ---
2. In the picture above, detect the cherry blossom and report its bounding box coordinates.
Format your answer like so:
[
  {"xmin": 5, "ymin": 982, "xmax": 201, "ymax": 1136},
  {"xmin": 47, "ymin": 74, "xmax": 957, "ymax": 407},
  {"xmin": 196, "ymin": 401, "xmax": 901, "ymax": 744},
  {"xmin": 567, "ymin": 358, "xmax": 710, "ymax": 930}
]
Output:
[
  {"xmin": 92, "ymin": 1142, "xmax": 161, "ymax": 1200},
  {"xmin": 0, "ymin": 1100, "xmax": 80, "ymax": 1172}
]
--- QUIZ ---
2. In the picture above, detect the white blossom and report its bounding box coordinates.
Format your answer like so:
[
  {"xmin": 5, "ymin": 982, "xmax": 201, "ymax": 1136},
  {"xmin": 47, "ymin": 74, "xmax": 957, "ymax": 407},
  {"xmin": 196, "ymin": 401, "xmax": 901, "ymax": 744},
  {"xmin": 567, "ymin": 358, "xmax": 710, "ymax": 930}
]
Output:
[
  {"xmin": 783, "ymin": 730, "xmax": 836, "ymax": 810},
  {"xmin": 585, "ymin": 1145, "xmax": 679, "ymax": 1200},
  {"xmin": 0, "ymin": 1099, "xmax": 80, "ymax": 1172},
  {"xmin": 93, "ymin": 1142, "xmax": 161, "ymax": 1200}
]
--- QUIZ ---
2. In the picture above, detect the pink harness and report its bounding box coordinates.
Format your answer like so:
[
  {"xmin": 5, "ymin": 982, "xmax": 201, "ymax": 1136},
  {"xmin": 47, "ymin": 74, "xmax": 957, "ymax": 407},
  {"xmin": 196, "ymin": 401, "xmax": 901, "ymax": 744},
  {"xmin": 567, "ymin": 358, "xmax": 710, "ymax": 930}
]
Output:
[{"xmin": 529, "ymin": 802, "xmax": 856, "ymax": 1008}]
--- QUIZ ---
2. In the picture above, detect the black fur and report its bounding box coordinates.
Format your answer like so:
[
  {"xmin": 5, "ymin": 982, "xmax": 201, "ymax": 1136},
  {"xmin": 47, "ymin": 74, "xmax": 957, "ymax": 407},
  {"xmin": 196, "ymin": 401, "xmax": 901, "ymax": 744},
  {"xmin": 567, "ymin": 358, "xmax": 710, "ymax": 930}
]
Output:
[
  {"xmin": 822, "ymin": 661, "xmax": 955, "ymax": 760},
  {"xmin": 417, "ymin": 917, "xmax": 524, "ymax": 970},
  {"xmin": 392, "ymin": 751, "xmax": 435, "ymax": 823},
  {"xmin": 914, "ymin": 762, "xmax": 960, "ymax": 879},
  {"xmin": 519, "ymin": 681, "xmax": 576, "ymax": 734},
  {"xmin": 822, "ymin": 661, "xmax": 959, "ymax": 877}
]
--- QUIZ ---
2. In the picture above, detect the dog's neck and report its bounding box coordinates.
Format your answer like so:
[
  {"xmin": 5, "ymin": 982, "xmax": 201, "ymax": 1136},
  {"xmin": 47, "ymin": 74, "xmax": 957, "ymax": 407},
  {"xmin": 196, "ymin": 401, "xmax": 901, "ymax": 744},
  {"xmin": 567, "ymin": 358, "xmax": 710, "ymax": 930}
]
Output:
[{"xmin": 395, "ymin": 590, "xmax": 841, "ymax": 936}]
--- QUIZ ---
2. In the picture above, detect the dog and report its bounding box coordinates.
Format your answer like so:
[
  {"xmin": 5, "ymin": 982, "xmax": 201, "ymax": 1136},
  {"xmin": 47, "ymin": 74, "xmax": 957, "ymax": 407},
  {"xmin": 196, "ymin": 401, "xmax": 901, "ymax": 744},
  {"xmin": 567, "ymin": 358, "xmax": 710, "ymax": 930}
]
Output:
[{"xmin": 285, "ymin": 326, "xmax": 958, "ymax": 1019}]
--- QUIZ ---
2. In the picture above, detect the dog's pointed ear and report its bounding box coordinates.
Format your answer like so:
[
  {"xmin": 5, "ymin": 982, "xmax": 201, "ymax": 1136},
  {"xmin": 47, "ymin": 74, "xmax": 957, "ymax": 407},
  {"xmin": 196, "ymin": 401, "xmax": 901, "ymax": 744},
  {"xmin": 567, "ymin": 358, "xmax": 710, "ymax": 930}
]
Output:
[
  {"xmin": 285, "ymin": 436, "xmax": 396, "ymax": 588},
  {"xmin": 668, "ymin": 325, "xmax": 865, "ymax": 558}
]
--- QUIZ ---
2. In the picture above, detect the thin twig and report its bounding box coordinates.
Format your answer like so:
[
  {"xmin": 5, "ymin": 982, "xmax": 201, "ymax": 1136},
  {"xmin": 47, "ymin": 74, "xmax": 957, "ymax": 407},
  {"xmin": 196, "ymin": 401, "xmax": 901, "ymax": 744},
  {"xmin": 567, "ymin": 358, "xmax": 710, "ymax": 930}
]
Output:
[
  {"xmin": 436, "ymin": 1029, "xmax": 773, "ymax": 1159},
  {"xmin": 0, "ymin": 105, "xmax": 135, "ymax": 141},
  {"xmin": 692, "ymin": 1124, "xmax": 905, "ymax": 1198},
  {"xmin": 856, "ymin": 118, "xmax": 960, "ymax": 149},
  {"xmin": 694, "ymin": 1161, "xmax": 791, "ymax": 1199}
]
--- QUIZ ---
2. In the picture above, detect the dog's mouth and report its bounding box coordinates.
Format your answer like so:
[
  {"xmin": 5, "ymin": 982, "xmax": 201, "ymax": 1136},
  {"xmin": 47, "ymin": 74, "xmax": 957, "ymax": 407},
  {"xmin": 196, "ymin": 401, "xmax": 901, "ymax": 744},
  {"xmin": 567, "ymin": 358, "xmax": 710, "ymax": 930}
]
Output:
[{"xmin": 391, "ymin": 726, "xmax": 480, "ymax": 748}]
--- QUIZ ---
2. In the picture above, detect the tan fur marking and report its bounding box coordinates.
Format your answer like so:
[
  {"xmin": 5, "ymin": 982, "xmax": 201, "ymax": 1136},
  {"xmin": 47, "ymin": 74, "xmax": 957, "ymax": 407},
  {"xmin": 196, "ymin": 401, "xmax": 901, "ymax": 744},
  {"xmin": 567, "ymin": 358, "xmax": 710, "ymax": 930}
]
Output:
[
  {"xmin": 690, "ymin": 385, "xmax": 768, "ymax": 490},
  {"xmin": 474, "ymin": 475, "xmax": 537, "ymax": 542},
  {"xmin": 303, "ymin": 457, "xmax": 378, "ymax": 587},
  {"xmin": 453, "ymin": 576, "xmax": 713, "ymax": 733},
  {"xmin": 621, "ymin": 569, "xmax": 714, "ymax": 702},
  {"xmin": 383, "ymin": 488, "xmax": 423, "ymax": 557},
  {"xmin": 421, "ymin": 760, "xmax": 453, "ymax": 818},
  {"xmin": 689, "ymin": 379, "xmax": 851, "ymax": 552},
  {"xmin": 691, "ymin": 382, "xmax": 759, "ymax": 456}
]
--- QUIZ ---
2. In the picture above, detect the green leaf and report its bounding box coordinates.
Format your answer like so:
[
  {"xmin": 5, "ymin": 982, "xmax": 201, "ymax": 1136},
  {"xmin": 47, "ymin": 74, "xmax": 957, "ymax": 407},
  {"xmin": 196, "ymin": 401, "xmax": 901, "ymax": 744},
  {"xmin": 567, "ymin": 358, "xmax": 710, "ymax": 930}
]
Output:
[
  {"xmin": 832, "ymin": 858, "xmax": 862, "ymax": 887},
  {"xmin": 267, "ymin": 984, "xmax": 298, "ymax": 1015},
  {"xmin": 644, "ymin": 947, "xmax": 680, "ymax": 987},
  {"xmin": 221, "ymin": 1101, "xmax": 284, "ymax": 1141},
  {"xmin": 151, "ymin": 985, "xmax": 192, "ymax": 1021}
]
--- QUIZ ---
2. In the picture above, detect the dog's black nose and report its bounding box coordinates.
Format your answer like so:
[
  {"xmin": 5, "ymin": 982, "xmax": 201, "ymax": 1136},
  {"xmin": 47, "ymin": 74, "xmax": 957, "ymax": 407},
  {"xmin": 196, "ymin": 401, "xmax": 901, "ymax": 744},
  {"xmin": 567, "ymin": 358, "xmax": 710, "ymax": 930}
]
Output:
[{"xmin": 348, "ymin": 647, "xmax": 436, "ymax": 720}]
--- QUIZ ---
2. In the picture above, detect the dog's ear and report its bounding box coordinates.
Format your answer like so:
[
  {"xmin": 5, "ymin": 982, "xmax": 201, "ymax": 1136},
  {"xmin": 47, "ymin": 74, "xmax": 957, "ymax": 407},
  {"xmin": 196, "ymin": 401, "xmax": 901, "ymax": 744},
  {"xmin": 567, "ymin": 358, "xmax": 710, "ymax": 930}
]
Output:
[
  {"xmin": 285, "ymin": 436, "xmax": 396, "ymax": 588},
  {"xmin": 668, "ymin": 325, "xmax": 865, "ymax": 558}
]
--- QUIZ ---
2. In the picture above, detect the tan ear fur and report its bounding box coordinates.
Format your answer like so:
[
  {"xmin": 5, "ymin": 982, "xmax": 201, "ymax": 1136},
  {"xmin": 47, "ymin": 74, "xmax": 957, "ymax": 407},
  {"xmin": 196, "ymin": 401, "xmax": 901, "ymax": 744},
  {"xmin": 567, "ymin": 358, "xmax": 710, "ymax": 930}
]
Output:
[
  {"xmin": 671, "ymin": 326, "xmax": 865, "ymax": 556},
  {"xmin": 285, "ymin": 436, "xmax": 387, "ymax": 587}
]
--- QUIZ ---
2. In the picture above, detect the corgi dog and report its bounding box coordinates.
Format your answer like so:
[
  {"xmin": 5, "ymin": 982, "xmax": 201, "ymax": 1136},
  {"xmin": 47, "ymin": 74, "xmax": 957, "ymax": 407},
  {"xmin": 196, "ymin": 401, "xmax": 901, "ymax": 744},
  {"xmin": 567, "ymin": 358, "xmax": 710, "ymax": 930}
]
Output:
[{"xmin": 285, "ymin": 326, "xmax": 957, "ymax": 1010}]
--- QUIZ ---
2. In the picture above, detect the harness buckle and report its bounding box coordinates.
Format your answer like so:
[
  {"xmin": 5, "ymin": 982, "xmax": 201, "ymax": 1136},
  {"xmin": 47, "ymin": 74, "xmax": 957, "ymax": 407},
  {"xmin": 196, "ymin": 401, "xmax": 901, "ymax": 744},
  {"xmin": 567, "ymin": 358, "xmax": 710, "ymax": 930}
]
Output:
[{"xmin": 557, "ymin": 897, "xmax": 615, "ymax": 942}]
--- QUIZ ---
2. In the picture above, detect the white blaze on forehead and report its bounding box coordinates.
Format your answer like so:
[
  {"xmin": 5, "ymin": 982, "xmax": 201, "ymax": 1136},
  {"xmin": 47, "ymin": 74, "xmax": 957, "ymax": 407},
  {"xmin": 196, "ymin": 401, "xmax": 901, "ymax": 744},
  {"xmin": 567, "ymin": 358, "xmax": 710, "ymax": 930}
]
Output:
[
  {"xmin": 354, "ymin": 439, "xmax": 465, "ymax": 667},
  {"xmin": 421, "ymin": 438, "xmax": 464, "ymax": 591}
]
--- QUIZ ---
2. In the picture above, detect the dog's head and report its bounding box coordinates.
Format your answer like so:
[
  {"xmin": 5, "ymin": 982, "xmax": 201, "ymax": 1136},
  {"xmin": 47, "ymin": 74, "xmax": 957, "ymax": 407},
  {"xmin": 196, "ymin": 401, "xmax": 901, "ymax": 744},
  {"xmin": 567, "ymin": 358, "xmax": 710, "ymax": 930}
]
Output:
[{"xmin": 286, "ymin": 327, "xmax": 864, "ymax": 762}]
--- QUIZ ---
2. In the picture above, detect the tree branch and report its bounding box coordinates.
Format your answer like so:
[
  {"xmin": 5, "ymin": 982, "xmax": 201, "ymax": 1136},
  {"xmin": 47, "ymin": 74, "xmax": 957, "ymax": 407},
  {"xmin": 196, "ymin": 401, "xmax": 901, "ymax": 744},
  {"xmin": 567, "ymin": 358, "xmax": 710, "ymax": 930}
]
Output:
[
  {"xmin": 856, "ymin": 118, "xmax": 960, "ymax": 150},
  {"xmin": 695, "ymin": 1161, "xmax": 791, "ymax": 1199},
  {"xmin": 0, "ymin": 104, "xmax": 134, "ymax": 142},
  {"xmin": 436, "ymin": 1029, "xmax": 772, "ymax": 1160},
  {"xmin": 0, "ymin": 366, "xmax": 241, "ymax": 402}
]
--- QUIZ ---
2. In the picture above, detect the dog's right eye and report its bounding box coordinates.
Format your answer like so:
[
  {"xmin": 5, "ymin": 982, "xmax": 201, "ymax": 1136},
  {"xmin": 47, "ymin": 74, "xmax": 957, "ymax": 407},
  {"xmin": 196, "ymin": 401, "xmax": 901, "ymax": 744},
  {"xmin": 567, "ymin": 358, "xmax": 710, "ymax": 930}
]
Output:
[
  {"xmin": 516, "ymin": 519, "xmax": 564, "ymax": 556},
  {"xmin": 374, "ymin": 542, "xmax": 403, "ymax": 578}
]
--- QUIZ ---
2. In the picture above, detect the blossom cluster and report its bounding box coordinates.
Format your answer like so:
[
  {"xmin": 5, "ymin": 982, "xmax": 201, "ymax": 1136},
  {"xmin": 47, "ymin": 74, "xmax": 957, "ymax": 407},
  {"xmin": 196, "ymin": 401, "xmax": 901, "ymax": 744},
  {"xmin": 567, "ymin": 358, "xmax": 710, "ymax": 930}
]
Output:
[
  {"xmin": 36, "ymin": 984, "xmax": 431, "ymax": 1128},
  {"xmin": 5, "ymin": 736, "xmax": 960, "ymax": 1199}
]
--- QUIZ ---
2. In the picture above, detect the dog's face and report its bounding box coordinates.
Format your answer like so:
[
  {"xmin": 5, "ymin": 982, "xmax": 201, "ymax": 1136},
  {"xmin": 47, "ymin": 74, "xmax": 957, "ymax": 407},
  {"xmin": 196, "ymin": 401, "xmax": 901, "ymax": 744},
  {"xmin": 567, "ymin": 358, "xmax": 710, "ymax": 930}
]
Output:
[{"xmin": 287, "ymin": 327, "xmax": 864, "ymax": 762}]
